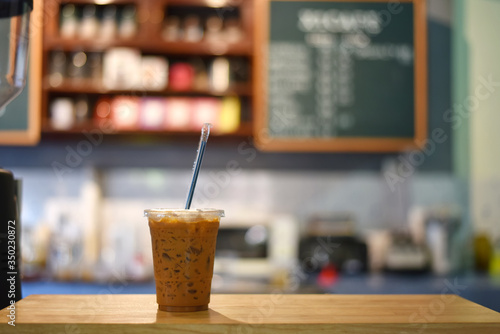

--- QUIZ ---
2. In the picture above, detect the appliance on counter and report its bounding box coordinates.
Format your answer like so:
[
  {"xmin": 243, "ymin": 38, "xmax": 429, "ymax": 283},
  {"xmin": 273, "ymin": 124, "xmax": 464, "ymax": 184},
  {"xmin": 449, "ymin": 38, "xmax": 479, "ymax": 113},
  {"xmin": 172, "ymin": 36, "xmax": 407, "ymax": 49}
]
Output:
[
  {"xmin": 213, "ymin": 215, "xmax": 299, "ymax": 281},
  {"xmin": 299, "ymin": 236, "xmax": 368, "ymax": 275},
  {"xmin": 298, "ymin": 214, "xmax": 368, "ymax": 276},
  {"xmin": 368, "ymin": 206, "xmax": 462, "ymax": 275},
  {"xmin": 408, "ymin": 206, "xmax": 463, "ymax": 275},
  {"xmin": 383, "ymin": 231, "xmax": 430, "ymax": 273},
  {"xmin": 0, "ymin": 0, "xmax": 33, "ymax": 309}
]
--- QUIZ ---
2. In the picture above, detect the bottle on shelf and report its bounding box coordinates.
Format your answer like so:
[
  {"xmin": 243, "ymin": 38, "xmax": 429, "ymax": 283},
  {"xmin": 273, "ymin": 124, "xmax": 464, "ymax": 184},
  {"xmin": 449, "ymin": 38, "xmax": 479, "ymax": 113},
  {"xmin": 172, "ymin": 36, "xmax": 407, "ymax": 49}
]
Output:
[
  {"xmin": 191, "ymin": 98, "xmax": 220, "ymax": 129},
  {"xmin": 79, "ymin": 5, "xmax": 99, "ymax": 40},
  {"xmin": 183, "ymin": 15, "xmax": 203, "ymax": 42},
  {"xmin": 74, "ymin": 95, "xmax": 90, "ymax": 125},
  {"xmin": 102, "ymin": 48, "xmax": 142, "ymax": 90},
  {"xmin": 229, "ymin": 57, "xmax": 250, "ymax": 83},
  {"xmin": 165, "ymin": 98, "xmax": 191, "ymax": 130},
  {"xmin": 169, "ymin": 62, "xmax": 195, "ymax": 91},
  {"xmin": 192, "ymin": 57, "xmax": 209, "ymax": 91},
  {"xmin": 93, "ymin": 97, "xmax": 112, "ymax": 128},
  {"xmin": 50, "ymin": 98, "xmax": 75, "ymax": 130},
  {"xmin": 205, "ymin": 16, "xmax": 224, "ymax": 43},
  {"xmin": 67, "ymin": 51, "xmax": 89, "ymax": 81},
  {"xmin": 219, "ymin": 96, "xmax": 241, "ymax": 133},
  {"xmin": 210, "ymin": 57, "xmax": 230, "ymax": 92},
  {"xmin": 60, "ymin": 4, "xmax": 78, "ymax": 39},
  {"xmin": 162, "ymin": 16, "xmax": 181, "ymax": 41},
  {"xmin": 139, "ymin": 98, "xmax": 166, "ymax": 130},
  {"xmin": 88, "ymin": 53, "xmax": 102, "ymax": 83},
  {"xmin": 110, "ymin": 97, "xmax": 140, "ymax": 130},
  {"xmin": 119, "ymin": 5, "xmax": 137, "ymax": 39},
  {"xmin": 48, "ymin": 50, "xmax": 66, "ymax": 87},
  {"xmin": 100, "ymin": 5, "xmax": 117, "ymax": 41},
  {"xmin": 224, "ymin": 17, "xmax": 243, "ymax": 43}
]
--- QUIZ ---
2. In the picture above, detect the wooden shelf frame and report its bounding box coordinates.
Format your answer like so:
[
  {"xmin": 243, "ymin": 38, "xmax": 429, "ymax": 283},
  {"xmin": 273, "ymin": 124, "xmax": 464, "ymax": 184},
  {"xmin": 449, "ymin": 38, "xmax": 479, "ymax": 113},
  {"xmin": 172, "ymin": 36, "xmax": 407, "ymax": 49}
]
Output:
[
  {"xmin": 44, "ymin": 37, "xmax": 253, "ymax": 56},
  {"xmin": 44, "ymin": 78, "xmax": 252, "ymax": 96},
  {"xmin": 41, "ymin": 121, "xmax": 253, "ymax": 137}
]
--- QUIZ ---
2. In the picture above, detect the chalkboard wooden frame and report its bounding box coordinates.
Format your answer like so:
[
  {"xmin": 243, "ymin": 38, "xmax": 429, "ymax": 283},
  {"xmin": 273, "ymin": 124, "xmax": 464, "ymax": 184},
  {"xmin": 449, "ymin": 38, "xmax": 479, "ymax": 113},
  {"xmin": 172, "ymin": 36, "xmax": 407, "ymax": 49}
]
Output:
[
  {"xmin": 0, "ymin": 1, "xmax": 42, "ymax": 146},
  {"xmin": 254, "ymin": 0, "xmax": 427, "ymax": 152}
]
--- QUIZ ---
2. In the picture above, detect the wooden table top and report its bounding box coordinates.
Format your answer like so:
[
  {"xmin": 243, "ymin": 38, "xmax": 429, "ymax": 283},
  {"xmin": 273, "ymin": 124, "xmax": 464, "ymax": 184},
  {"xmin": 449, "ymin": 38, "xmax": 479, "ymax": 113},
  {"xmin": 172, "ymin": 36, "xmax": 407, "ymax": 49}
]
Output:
[{"xmin": 1, "ymin": 294, "xmax": 499, "ymax": 333}]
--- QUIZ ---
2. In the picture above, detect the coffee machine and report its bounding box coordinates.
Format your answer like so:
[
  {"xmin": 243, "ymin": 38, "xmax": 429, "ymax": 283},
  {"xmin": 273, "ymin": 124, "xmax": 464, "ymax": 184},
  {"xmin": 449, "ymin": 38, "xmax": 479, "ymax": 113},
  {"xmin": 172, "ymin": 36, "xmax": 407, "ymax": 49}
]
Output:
[
  {"xmin": 0, "ymin": 0, "xmax": 33, "ymax": 309},
  {"xmin": 0, "ymin": 170, "xmax": 22, "ymax": 309}
]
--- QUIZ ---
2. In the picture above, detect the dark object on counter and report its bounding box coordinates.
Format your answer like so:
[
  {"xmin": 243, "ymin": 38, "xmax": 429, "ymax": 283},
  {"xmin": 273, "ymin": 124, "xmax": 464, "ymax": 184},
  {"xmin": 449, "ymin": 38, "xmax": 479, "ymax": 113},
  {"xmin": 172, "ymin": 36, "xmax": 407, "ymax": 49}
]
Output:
[
  {"xmin": 474, "ymin": 234, "xmax": 493, "ymax": 272},
  {"xmin": 216, "ymin": 227, "xmax": 268, "ymax": 259},
  {"xmin": 0, "ymin": 169, "xmax": 22, "ymax": 309},
  {"xmin": 384, "ymin": 232, "xmax": 431, "ymax": 274},
  {"xmin": 299, "ymin": 236, "xmax": 367, "ymax": 275}
]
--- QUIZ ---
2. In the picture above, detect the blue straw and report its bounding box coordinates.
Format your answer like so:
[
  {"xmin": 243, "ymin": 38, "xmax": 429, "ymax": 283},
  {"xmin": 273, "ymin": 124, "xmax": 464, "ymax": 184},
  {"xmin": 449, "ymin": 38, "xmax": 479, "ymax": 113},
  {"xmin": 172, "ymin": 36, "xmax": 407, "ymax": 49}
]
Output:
[{"xmin": 185, "ymin": 123, "xmax": 211, "ymax": 209}]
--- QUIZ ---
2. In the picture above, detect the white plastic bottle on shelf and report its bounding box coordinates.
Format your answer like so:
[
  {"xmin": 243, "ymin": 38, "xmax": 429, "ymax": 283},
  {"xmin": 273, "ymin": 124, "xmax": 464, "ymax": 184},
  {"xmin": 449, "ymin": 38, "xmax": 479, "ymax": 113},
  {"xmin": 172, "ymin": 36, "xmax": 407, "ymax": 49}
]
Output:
[
  {"xmin": 60, "ymin": 4, "xmax": 78, "ymax": 39},
  {"xmin": 205, "ymin": 16, "xmax": 224, "ymax": 42},
  {"xmin": 79, "ymin": 5, "xmax": 99, "ymax": 40},
  {"xmin": 210, "ymin": 57, "xmax": 230, "ymax": 92},
  {"xmin": 100, "ymin": 5, "xmax": 117, "ymax": 40},
  {"xmin": 183, "ymin": 15, "xmax": 203, "ymax": 42},
  {"xmin": 224, "ymin": 18, "xmax": 243, "ymax": 43},
  {"xmin": 50, "ymin": 98, "xmax": 75, "ymax": 130},
  {"xmin": 162, "ymin": 16, "xmax": 181, "ymax": 41},
  {"xmin": 119, "ymin": 5, "xmax": 137, "ymax": 39}
]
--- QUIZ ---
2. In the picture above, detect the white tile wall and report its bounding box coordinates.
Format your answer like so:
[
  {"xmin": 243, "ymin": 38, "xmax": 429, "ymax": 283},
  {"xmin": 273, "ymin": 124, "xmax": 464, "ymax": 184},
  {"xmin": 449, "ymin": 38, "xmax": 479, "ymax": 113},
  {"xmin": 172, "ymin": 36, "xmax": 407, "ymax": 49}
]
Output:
[{"xmin": 10, "ymin": 166, "xmax": 464, "ymax": 232}]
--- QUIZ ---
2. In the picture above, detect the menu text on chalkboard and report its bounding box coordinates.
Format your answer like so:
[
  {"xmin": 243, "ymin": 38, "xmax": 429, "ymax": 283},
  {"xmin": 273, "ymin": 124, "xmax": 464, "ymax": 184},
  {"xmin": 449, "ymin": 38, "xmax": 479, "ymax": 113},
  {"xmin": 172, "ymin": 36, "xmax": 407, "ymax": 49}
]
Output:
[{"xmin": 254, "ymin": 0, "xmax": 427, "ymax": 152}]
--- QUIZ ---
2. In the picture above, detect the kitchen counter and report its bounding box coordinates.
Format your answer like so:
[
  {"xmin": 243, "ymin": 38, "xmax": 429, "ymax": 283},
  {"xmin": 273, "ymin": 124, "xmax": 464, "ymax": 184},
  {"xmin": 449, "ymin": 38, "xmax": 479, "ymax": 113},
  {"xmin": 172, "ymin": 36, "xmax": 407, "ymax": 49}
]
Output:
[
  {"xmin": 1, "ymin": 294, "xmax": 499, "ymax": 333},
  {"xmin": 21, "ymin": 274, "xmax": 500, "ymax": 312}
]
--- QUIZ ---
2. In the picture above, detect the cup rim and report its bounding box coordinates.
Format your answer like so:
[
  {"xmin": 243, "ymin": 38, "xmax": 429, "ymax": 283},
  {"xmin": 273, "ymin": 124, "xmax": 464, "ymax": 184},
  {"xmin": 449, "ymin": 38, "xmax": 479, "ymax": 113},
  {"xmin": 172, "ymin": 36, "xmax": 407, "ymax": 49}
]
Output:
[{"xmin": 144, "ymin": 208, "xmax": 225, "ymax": 218}]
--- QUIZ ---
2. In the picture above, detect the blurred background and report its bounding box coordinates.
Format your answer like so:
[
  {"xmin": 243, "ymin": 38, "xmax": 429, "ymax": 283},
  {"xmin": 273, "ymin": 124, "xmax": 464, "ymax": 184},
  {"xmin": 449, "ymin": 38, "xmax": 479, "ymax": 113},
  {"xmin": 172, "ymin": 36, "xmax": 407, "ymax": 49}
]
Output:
[{"xmin": 1, "ymin": 0, "xmax": 500, "ymax": 312}]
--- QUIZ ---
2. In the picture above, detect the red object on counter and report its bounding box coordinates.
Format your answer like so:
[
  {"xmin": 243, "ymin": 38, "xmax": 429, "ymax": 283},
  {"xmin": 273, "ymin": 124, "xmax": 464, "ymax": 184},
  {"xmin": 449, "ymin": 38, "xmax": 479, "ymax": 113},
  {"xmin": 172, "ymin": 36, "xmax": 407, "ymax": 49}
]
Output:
[{"xmin": 317, "ymin": 264, "xmax": 339, "ymax": 288}]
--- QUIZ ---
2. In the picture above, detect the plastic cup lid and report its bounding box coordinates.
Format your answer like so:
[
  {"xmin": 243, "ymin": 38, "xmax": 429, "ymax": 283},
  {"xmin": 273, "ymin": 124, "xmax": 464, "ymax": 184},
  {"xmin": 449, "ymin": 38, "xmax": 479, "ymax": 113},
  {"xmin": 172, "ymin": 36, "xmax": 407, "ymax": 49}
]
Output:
[{"xmin": 144, "ymin": 208, "xmax": 225, "ymax": 219}]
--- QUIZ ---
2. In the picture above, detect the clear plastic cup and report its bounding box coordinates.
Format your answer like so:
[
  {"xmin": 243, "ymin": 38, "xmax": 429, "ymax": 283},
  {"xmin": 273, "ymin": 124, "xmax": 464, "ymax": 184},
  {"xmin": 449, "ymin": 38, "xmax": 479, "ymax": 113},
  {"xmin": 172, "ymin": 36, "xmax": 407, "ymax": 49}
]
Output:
[{"xmin": 144, "ymin": 208, "xmax": 224, "ymax": 312}]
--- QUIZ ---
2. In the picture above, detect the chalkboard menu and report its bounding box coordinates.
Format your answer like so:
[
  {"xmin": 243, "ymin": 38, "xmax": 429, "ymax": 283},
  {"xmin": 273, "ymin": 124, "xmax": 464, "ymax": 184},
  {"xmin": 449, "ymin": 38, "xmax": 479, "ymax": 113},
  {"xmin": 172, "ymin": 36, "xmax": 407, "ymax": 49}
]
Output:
[
  {"xmin": 0, "ymin": 2, "xmax": 42, "ymax": 146},
  {"xmin": 0, "ymin": 76, "xmax": 40, "ymax": 146},
  {"xmin": 254, "ymin": 0, "xmax": 427, "ymax": 152}
]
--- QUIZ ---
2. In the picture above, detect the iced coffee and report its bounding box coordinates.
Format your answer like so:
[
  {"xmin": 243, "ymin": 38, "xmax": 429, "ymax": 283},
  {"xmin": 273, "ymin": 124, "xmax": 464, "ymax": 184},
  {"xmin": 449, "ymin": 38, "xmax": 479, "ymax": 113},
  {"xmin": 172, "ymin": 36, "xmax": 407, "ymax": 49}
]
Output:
[{"xmin": 145, "ymin": 209, "xmax": 224, "ymax": 312}]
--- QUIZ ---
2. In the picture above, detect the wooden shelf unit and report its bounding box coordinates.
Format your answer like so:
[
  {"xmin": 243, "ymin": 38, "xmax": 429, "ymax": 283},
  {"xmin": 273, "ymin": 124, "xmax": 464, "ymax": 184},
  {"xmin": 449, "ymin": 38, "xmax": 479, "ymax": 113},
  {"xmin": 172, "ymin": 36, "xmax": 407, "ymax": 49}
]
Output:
[{"xmin": 40, "ymin": 0, "xmax": 254, "ymax": 138}]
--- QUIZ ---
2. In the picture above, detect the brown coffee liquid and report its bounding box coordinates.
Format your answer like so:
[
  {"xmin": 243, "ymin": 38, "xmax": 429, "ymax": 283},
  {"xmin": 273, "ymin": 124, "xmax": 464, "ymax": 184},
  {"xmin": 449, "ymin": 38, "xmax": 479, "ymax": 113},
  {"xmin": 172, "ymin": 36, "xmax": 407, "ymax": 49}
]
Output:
[{"xmin": 149, "ymin": 216, "xmax": 219, "ymax": 311}]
